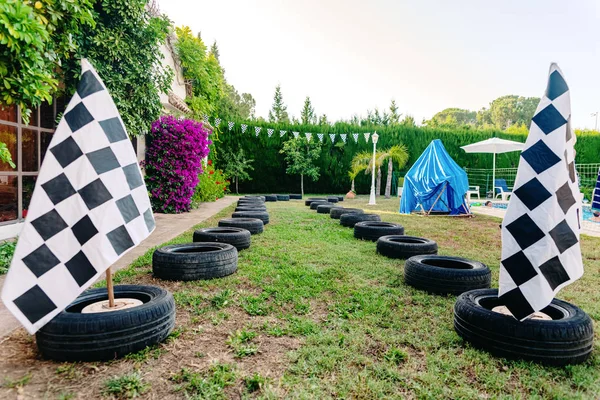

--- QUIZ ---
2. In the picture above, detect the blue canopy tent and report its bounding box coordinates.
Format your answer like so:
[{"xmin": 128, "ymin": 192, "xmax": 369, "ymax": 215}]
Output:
[
  {"xmin": 592, "ymin": 167, "xmax": 600, "ymax": 211},
  {"xmin": 400, "ymin": 139, "xmax": 470, "ymax": 215}
]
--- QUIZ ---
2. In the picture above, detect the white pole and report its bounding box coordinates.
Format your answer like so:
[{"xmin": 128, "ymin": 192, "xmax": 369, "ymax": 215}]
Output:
[
  {"xmin": 492, "ymin": 152, "xmax": 496, "ymax": 200},
  {"xmin": 368, "ymin": 133, "xmax": 378, "ymax": 205}
]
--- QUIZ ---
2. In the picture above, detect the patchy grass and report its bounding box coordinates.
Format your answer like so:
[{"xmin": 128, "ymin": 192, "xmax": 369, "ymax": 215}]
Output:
[
  {"xmin": 102, "ymin": 373, "xmax": 148, "ymax": 399},
  {"xmin": 0, "ymin": 195, "xmax": 599, "ymax": 398}
]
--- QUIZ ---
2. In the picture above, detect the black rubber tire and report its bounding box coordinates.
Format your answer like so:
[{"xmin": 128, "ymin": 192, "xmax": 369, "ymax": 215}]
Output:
[
  {"xmin": 305, "ymin": 198, "xmax": 327, "ymax": 206},
  {"xmin": 289, "ymin": 194, "xmax": 302, "ymax": 200},
  {"xmin": 232, "ymin": 211, "xmax": 269, "ymax": 225},
  {"xmin": 238, "ymin": 199, "xmax": 264, "ymax": 206},
  {"xmin": 235, "ymin": 206, "xmax": 267, "ymax": 212},
  {"xmin": 404, "ymin": 255, "xmax": 491, "ymax": 295},
  {"xmin": 317, "ymin": 204, "xmax": 341, "ymax": 214},
  {"xmin": 265, "ymin": 195, "xmax": 277, "ymax": 202},
  {"xmin": 454, "ymin": 288, "xmax": 594, "ymax": 366},
  {"xmin": 276, "ymin": 194, "xmax": 290, "ymax": 201},
  {"xmin": 340, "ymin": 213, "xmax": 381, "ymax": 227},
  {"xmin": 153, "ymin": 242, "xmax": 238, "ymax": 281},
  {"xmin": 193, "ymin": 227, "xmax": 251, "ymax": 251},
  {"xmin": 354, "ymin": 221, "xmax": 404, "ymax": 241},
  {"xmin": 327, "ymin": 196, "xmax": 339, "ymax": 203},
  {"xmin": 376, "ymin": 235, "xmax": 438, "ymax": 259},
  {"xmin": 244, "ymin": 196, "xmax": 265, "ymax": 201},
  {"xmin": 219, "ymin": 218, "xmax": 264, "ymax": 234},
  {"xmin": 330, "ymin": 208, "xmax": 363, "ymax": 219},
  {"xmin": 310, "ymin": 201, "xmax": 329, "ymax": 210},
  {"xmin": 36, "ymin": 285, "xmax": 175, "ymax": 362},
  {"xmin": 337, "ymin": 196, "xmax": 344, "ymax": 202}
]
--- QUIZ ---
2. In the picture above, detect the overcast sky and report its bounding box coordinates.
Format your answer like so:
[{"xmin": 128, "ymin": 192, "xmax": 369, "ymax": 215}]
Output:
[{"xmin": 160, "ymin": 0, "xmax": 599, "ymax": 129}]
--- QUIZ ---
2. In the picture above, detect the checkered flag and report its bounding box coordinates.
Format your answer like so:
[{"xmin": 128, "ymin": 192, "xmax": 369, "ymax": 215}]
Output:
[
  {"xmin": 352, "ymin": 133, "xmax": 359, "ymax": 143},
  {"xmin": 202, "ymin": 114, "xmax": 209, "ymax": 123},
  {"xmin": 340, "ymin": 134, "xmax": 347, "ymax": 144},
  {"xmin": 317, "ymin": 133, "xmax": 324, "ymax": 142},
  {"xmin": 228, "ymin": 121, "xmax": 234, "ymax": 131},
  {"xmin": 214, "ymin": 118, "xmax": 221, "ymax": 127},
  {"xmin": 267, "ymin": 128, "xmax": 274, "ymax": 138},
  {"xmin": 364, "ymin": 132, "xmax": 371, "ymax": 143},
  {"xmin": 305, "ymin": 132, "xmax": 312, "ymax": 141},
  {"xmin": 255, "ymin": 126, "xmax": 261, "ymax": 137},
  {"xmin": 293, "ymin": 131, "xmax": 299, "ymax": 139},
  {"xmin": 0, "ymin": 59, "xmax": 155, "ymax": 334},
  {"xmin": 499, "ymin": 63, "xmax": 583, "ymax": 320},
  {"xmin": 241, "ymin": 124, "xmax": 247, "ymax": 133},
  {"xmin": 280, "ymin": 130, "xmax": 287, "ymax": 137},
  {"xmin": 329, "ymin": 133, "xmax": 336, "ymax": 143}
]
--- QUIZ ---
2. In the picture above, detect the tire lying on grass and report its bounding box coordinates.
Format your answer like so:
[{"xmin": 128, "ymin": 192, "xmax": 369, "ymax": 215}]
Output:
[
  {"xmin": 354, "ymin": 221, "xmax": 404, "ymax": 241},
  {"xmin": 327, "ymin": 196, "xmax": 339, "ymax": 203},
  {"xmin": 265, "ymin": 195, "xmax": 277, "ymax": 202},
  {"xmin": 193, "ymin": 227, "xmax": 251, "ymax": 251},
  {"xmin": 289, "ymin": 194, "xmax": 302, "ymax": 200},
  {"xmin": 36, "ymin": 285, "xmax": 175, "ymax": 362},
  {"xmin": 317, "ymin": 204, "xmax": 341, "ymax": 214},
  {"xmin": 337, "ymin": 196, "xmax": 344, "ymax": 202},
  {"xmin": 404, "ymin": 255, "xmax": 491, "ymax": 295},
  {"xmin": 310, "ymin": 201, "xmax": 329, "ymax": 210},
  {"xmin": 376, "ymin": 235, "xmax": 438, "ymax": 259},
  {"xmin": 305, "ymin": 198, "xmax": 327, "ymax": 206},
  {"xmin": 219, "ymin": 218, "xmax": 263, "ymax": 234},
  {"xmin": 238, "ymin": 199, "xmax": 264, "ymax": 206},
  {"xmin": 340, "ymin": 213, "xmax": 381, "ymax": 227},
  {"xmin": 232, "ymin": 211, "xmax": 269, "ymax": 225},
  {"xmin": 153, "ymin": 242, "xmax": 238, "ymax": 281},
  {"xmin": 235, "ymin": 206, "xmax": 267, "ymax": 212},
  {"xmin": 244, "ymin": 196, "xmax": 265, "ymax": 201},
  {"xmin": 276, "ymin": 194, "xmax": 290, "ymax": 201},
  {"xmin": 330, "ymin": 207, "xmax": 363, "ymax": 219},
  {"xmin": 454, "ymin": 288, "xmax": 594, "ymax": 366}
]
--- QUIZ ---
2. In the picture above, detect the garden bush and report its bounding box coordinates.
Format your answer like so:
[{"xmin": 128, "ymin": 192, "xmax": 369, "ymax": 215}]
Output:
[
  {"xmin": 144, "ymin": 116, "xmax": 211, "ymax": 213},
  {"xmin": 192, "ymin": 161, "xmax": 230, "ymax": 204}
]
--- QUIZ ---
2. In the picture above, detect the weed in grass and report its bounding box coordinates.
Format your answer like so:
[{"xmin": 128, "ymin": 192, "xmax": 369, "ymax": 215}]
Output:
[
  {"xmin": 166, "ymin": 326, "xmax": 184, "ymax": 343},
  {"xmin": 210, "ymin": 289, "xmax": 232, "ymax": 309},
  {"xmin": 2, "ymin": 373, "xmax": 31, "ymax": 388},
  {"xmin": 262, "ymin": 321, "xmax": 287, "ymax": 337},
  {"xmin": 285, "ymin": 316, "xmax": 318, "ymax": 336},
  {"xmin": 244, "ymin": 372, "xmax": 267, "ymax": 393},
  {"xmin": 241, "ymin": 294, "xmax": 271, "ymax": 316},
  {"xmin": 124, "ymin": 345, "xmax": 165, "ymax": 362},
  {"xmin": 171, "ymin": 363, "xmax": 236, "ymax": 397},
  {"xmin": 227, "ymin": 329, "xmax": 259, "ymax": 358},
  {"xmin": 195, "ymin": 352, "xmax": 205, "ymax": 358},
  {"xmin": 210, "ymin": 311, "xmax": 230, "ymax": 326},
  {"xmin": 55, "ymin": 363, "xmax": 79, "ymax": 380},
  {"xmin": 173, "ymin": 291, "xmax": 208, "ymax": 315},
  {"xmin": 57, "ymin": 392, "xmax": 75, "ymax": 400},
  {"xmin": 384, "ymin": 347, "xmax": 408, "ymax": 365},
  {"xmin": 102, "ymin": 373, "xmax": 148, "ymax": 399}
]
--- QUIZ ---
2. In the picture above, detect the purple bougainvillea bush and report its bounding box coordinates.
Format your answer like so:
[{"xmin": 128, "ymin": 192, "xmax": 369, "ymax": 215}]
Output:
[{"xmin": 143, "ymin": 116, "xmax": 212, "ymax": 213}]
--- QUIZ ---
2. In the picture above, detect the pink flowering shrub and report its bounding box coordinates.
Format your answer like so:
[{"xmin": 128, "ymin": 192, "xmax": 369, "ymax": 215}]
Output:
[{"xmin": 143, "ymin": 116, "xmax": 211, "ymax": 213}]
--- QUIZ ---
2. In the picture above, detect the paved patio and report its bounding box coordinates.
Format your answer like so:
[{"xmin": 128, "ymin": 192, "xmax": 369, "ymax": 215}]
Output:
[{"xmin": 0, "ymin": 196, "xmax": 238, "ymax": 338}]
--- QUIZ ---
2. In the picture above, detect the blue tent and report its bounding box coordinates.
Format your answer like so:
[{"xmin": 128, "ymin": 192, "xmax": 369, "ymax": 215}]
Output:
[
  {"xmin": 400, "ymin": 139, "xmax": 470, "ymax": 215},
  {"xmin": 592, "ymin": 167, "xmax": 600, "ymax": 211}
]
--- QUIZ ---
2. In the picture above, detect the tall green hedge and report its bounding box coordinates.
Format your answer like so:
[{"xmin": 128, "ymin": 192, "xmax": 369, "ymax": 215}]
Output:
[{"xmin": 214, "ymin": 122, "xmax": 600, "ymax": 194}]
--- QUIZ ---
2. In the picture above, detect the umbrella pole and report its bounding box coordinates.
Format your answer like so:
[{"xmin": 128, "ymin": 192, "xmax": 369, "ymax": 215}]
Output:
[{"xmin": 492, "ymin": 153, "xmax": 496, "ymax": 199}]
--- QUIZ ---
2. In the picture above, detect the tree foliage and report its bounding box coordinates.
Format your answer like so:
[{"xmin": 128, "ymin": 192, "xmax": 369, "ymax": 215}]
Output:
[
  {"xmin": 389, "ymin": 100, "xmax": 401, "ymax": 125},
  {"xmin": 0, "ymin": 0, "xmax": 95, "ymax": 123},
  {"xmin": 222, "ymin": 148, "xmax": 254, "ymax": 193},
  {"xmin": 268, "ymin": 85, "xmax": 289, "ymax": 123},
  {"xmin": 300, "ymin": 96, "xmax": 316, "ymax": 125},
  {"xmin": 279, "ymin": 137, "xmax": 321, "ymax": 194},
  {"xmin": 425, "ymin": 108, "xmax": 477, "ymax": 127}
]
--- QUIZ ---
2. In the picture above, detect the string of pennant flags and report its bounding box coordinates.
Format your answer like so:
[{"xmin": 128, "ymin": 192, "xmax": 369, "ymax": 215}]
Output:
[{"xmin": 202, "ymin": 116, "xmax": 376, "ymax": 145}]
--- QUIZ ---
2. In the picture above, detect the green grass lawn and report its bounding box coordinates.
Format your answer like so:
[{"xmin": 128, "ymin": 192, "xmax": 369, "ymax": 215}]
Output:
[{"xmin": 1, "ymin": 195, "xmax": 599, "ymax": 399}]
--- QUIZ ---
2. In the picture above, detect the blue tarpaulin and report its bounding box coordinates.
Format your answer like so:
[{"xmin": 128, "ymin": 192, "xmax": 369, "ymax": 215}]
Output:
[{"xmin": 400, "ymin": 139, "xmax": 470, "ymax": 215}]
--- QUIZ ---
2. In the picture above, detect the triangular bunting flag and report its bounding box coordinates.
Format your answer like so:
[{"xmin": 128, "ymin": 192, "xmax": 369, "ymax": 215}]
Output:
[
  {"xmin": 329, "ymin": 133, "xmax": 336, "ymax": 143},
  {"xmin": 340, "ymin": 134, "xmax": 347, "ymax": 143},
  {"xmin": 228, "ymin": 121, "xmax": 234, "ymax": 131},
  {"xmin": 241, "ymin": 124, "xmax": 247, "ymax": 133},
  {"xmin": 293, "ymin": 131, "xmax": 299, "ymax": 139},
  {"xmin": 305, "ymin": 132, "xmax": 312, "ymax": 141},
  {"xmin": 202, "ymin": 114, "xmax": 209, "ymax": 123},
  {"xmin": 499, "ymin": 63, "xmax": 582, "ymax": 321},
  {"xmin": 255, "ymin": 126, "xmax": 261, "ymax": 137},
  {"xmin": 353, "ymin": 133, "xmax": 359, "ymax": 143},
  {"xmin": 280, "ymin": 130, "xmax": 287, "ymax": 137},
  {"xmin": 317, "ymin": 133, "xmax": 324, "ymax": 142},
  {"xmin": 214, "ymin": 118, "xmax": 221, "ymax": 127},
  {"xmin": 364, "ymin": 132, "xmax": 371, "ymax": 142},
  {"xmin": 267, "ymin": 129, "xmax": 274, "ymax": 138},
  {"xmin": 0, "ymin": 59, "xmax": 156, "ymax": 334}
]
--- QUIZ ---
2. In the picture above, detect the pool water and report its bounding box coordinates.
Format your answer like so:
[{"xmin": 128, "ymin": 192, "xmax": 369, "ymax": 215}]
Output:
[{"xmin": 470, "ymin": 202, "xmax": 598, "ymax": 223}]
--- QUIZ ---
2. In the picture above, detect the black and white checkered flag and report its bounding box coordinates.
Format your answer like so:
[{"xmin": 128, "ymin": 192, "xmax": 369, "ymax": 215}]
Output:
[
  {"xmin": 499, "ymin": 63, "xmax": 582, "ymax": 320},
  {"xmin": 292, "ymin": 131, "xmax": 299, "ymax": 139},
  {"xmin": 352, "ymin": 133, "xmax": 359, "ymax": 143},
  {"xmin": 202, "ymin": 114, "xmax": 209, "ymax": 123},
  {"xmin": 280, "ymin": 130, "xmax": 287, "ymax": 137},
  {"xmin": 1, "ymin": 59, "xmax": 155, "ymax": 334},
  {"xmin": 305, "ymin": 132, "xmax": 312, "ymax": 141},
  {"xmin": 228, "ymin": 121, "xmax": 234, "ymax": 131},
  {"xmin": 214, "ymin": 118, "xmax": 221, "ymax": 127},
  {"xmin": 340, "ymin": 134, "xmax": 347, "ymax": 144},
  {"xmin": 255, "ymin": 126, "xmax": 261, "ymax": 137},
  {"xmin": 317, "ymin": 133, "xmax": 324, "ymax": 142},
  {"xmin": 364, "ymin": 132, "xmax": 370, "ymax": 143},
  {"xmin": 267, "ymin": 128, "xmax": 274, "ymax": 138},
  {"xmin": 241, "ymin": 124, "xmax": 247, "ymax": 133},
  {"xmin": 329, "ymin": 133, "xmax": 336, "ymax": 143}
]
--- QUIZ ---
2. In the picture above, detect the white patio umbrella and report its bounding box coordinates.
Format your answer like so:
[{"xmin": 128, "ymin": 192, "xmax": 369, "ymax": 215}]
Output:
[{"xmin": 461, "ymin": 137, "xmax": 526, "ymax": 197}]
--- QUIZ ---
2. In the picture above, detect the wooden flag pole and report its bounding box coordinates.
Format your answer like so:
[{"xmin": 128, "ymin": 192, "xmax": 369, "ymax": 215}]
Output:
[{"xmin": 106, "ymin": 267, "xmax": 115, "ymax": 308}]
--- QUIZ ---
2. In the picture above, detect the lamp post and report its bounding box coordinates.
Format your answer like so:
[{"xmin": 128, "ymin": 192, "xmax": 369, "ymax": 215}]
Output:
[
  {"xmin": 592, "ymin": 112, "xmax": 598, "ymax": 131},
  {"xmin": 368, "ymin": 132, "xmax": 379, "ymax": 205}
]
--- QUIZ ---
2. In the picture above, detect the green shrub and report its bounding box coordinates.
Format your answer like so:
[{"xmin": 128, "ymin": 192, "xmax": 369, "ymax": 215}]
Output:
[
  {"xmin": 192, "ymin": 161, "xmax": 229, "ymax": 205},
  {"xmin": 0, "ymin": 240, "xmax": 16, "ymax": 275}
]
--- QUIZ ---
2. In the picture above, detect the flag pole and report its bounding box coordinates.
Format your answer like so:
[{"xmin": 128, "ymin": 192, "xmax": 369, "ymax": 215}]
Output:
[{"xmin": 106, "ymin": 268, "xmax": 115, "ymax": 308}]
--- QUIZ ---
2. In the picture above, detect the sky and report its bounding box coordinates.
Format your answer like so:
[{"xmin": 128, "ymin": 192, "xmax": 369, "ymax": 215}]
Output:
[{"xmin": 159, "ymin": 0, "xmax": 600, "ymax": 129}]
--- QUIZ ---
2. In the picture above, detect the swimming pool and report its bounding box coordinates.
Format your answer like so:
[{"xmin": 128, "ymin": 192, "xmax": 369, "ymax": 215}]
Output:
[{"xmin": 470, "ymin": 202, "xmax": 598, "ymax": 223}]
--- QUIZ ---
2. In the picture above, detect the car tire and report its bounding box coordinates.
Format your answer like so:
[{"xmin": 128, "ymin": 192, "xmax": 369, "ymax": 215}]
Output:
[
  {"xmin": 305, "ymin": 198, "xmax": 327, "ymax": 206},
  {"xmin": 404, "ymin": 255, "xmax": 491, "ymax": 295},
  {"xmin": 337, "ymin": 196, "xmax": 344, "ymax": 202},
  {"xmin": 36, "ymin": 285, "xmax": 175, "ymax": 362},
  {"xmin": 235, "ymin": 206, "xmax": 267, "ymax": 212},
  {"xmin": 219, "ymin": 218, "xmax": 264, "ymax": 234},
  {"xmin": 193, "ymin": 227, "xmax": 251, "ymax": 251},
  {"xmin": 310, "ymin": 201, "xmax": 329, "ymax": 210},
  {"xmin": 327, "ymin": 196, "xmax": 339, "ymax": 203},
  {"xmin": 354, "ymin": 221, "xmax": 405, "ymax": 241},
  {"xmin": 232, "ymin": 211, "xmax": 269, "ymax": 225},
  {"xmin": 289, "ymin": 194, "xmax": 302, "ymax": 200},
  {"xmin": 330, "ymin": 208, "xmax": 363, "ymax": 219},
  {"xmin": 265, "ymin": 195, "xmax": 277, "ymax": 202},
  {"xmin": 317, "ymin": 204, "xmax": 341, "ymax": 214},
  {"xmin": 276, "ymin": 194, "xmax": 290, "ymax": 201},
  {"xmin": 340, "ymin": 213, "xmax": 381, "ymax": 227},
  {"xmin": 153, "ymin": 243, "xmax": 238, "ymax": 281},
  {"xmin": 376, "ymin": 235, "xmax": 438, "ymax": 259},
  {"xmin": 454, "ymin": 288, "xmax": 594, "ymax": 366}
]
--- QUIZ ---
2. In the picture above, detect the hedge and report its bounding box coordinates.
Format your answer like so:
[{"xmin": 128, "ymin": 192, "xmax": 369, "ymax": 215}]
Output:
[{"xmin": 213, "ymin": 122, "xmax": 600, "ymax": 194}]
